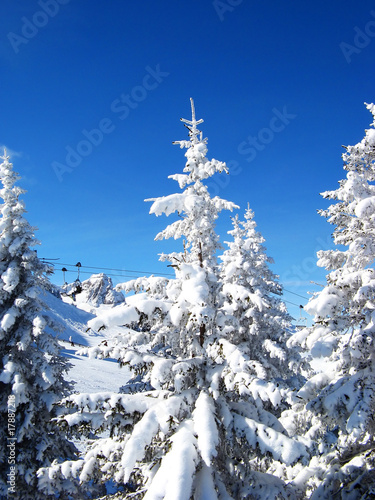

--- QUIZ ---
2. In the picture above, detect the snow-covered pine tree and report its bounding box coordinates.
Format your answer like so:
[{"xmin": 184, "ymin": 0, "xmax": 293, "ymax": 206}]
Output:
[
  {"xmin": 144, "ymin": 97, "xmax": 239, "ymax": 356},
  {"xmin": 287, "ymin": 103, "xmax": 375, "ymax": 498},
  {"xmin": 211, "ymin": 205, "xmax": 310, "ymax": 492},
  {"xmin": 44, "ymin": 100, "xmax": 307, "ymax": 499},
  {"xmin": 219, "ymin": 206, "xmax": 293, "ymax": 368},
  {"xmin": 0, "ymin": 152, "xmax": 78, "ymax": 498}
]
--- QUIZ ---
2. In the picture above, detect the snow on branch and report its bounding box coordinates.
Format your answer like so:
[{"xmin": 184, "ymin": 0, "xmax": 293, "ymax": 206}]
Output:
[{"xmin": 234, "ymin": 414, "xmax": 307, "ymax": 465}]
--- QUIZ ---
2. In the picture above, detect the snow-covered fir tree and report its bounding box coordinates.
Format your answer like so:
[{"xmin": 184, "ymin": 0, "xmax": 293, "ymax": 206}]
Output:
[
  {"xmin": 144, "ymin": 97, "xmax": 239, "ymax": 356},
  {"xmin": 287, "ymin": 103, "xmax": 375, "ymax": 498},
  {"xmin": 42, "ymin": 100, "xmax": 306, "ymax": 499},
  {"xmin": 0, "ymin": 152, "xmax": 78, "ymax": 498},
  {"xmin": 218, "ymin": 205, "xmax": 302, "ymax": 385}
]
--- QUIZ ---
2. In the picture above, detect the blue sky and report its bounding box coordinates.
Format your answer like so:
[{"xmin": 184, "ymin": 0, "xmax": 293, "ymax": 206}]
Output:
[{"xmin": 1, "ymin": 0, "xmax": 374, "ymax": 323}]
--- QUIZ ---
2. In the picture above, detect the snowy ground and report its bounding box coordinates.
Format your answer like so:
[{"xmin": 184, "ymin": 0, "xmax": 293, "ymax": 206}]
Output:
[
  {"xmin": 43, "ymin": 290, "xmax": 130, "ymax": 393},
  {"xmin": 59, "ymin": 341, "xmax": 129, "ymax": 393}
]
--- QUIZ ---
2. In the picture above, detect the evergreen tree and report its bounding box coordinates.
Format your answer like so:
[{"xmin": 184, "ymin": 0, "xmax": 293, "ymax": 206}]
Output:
[
  {"xmin": 144, "ymin": 97, "xmax": 239, "ymax": 356},
  {"xmin": 0, "ymin": 152, "xmax": 77, "ymax": 498},
  {"xmin": 288, "ymin": 103, "xmax": 375, "ymax": 498},
  {"xmin": 219, "ymin": 206, "xmax": 296, "ymax": 381},
  {"xmin": 44, "ymin": 100, "xmax": 306, "ymax": 499}
]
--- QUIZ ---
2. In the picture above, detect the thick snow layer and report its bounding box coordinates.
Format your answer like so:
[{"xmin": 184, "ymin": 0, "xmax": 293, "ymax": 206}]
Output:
[
  {"xmin": 181, "ymin": 269, "xmax": 209, "ymax": 305},
  {"xmin": 263, "ymin": 339, "xmax": 286, "ymax": 361},
  {"xmin": 297, "ymin": 372, "xmax": 332, "ymax": 400},
  {"xmin": 126, "ymin": 292, "xmax": 170, "ymax": 316},
  {"xmin": 355, "ymin": 196, "xmax": 375, "ymax": 218},
  {"xmin": 147, "ymin": 192, "xmax": 202, "ymax": 217},
  {"xmin": 143, "ymin": 421, "xmax": 198, "ymax": 500},
  {"xmin": 193, "ymin": 464, "xmax": 218, "ymax": 500},
  {"xmin": 234, "ymin": 414, "xmax": 306, "ymax": 465},
  {"xmin": 116, "ymin": 394, "xmax": 185, "ymax": 484},
  {"xmin": 1, "ymin": 308, "xmax": 17, "ymax": 330},
  {"xmin": 87, "ymin": 303, "xmax": 139, "ymax": 331},
  {"xmin": 222, "ymin": 283, "xmax": 268, "ymax": 311},
  {"xmin": 321, "ymin": 373, "xmax": 368, "ymax": 432},
  {"xmin": 149, "ymin": 358, "xmax": 174, "ymax": 389},
  {"xmin": 0, "ymin": 359, "xmax": 15, "ymax": 384},
  {"xmin": 304, "ymin": 288, "xmax": 340, "ymax": 318},
  {"xmin": 193, "ymin": 392, "xmax": 219, "ymax": 466},
  {"xmin": 1, "ymin": 262, "xmax": 19, "ymax": 292},
  {"xmin": 116, "ymin": 408, "xmax": 160, "ymax": 483}
]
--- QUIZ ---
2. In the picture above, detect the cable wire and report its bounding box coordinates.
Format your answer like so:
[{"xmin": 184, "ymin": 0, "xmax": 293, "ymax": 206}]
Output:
[
  {"xmin": 60, "ymin": 269, "xmax": 154, "ymax": 279},
  {"xmin": 43, "ymin": 258, "xmax": 309, "ymax": 308},
  {"xmin": 41, "ymin": 259, "xmax": 174, "ymax": 277},
  {"xmin": 283, "ymin": 299, "xmax": 304, "ymax": 308},
  {"xmin": 282, "ymin": 289, "xmax": 308, "ymax": 300}
]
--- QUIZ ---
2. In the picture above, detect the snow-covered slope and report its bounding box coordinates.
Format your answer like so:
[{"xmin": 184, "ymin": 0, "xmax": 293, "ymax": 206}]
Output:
[
  {"xmin": 42, "ymin": 290, "xmax": 99, "ymax": 346},
  {"xmin": 41, "ymin": 290, "xmax": 130, "ymax": 394},
  {"xmin": 59, "ymin": 342, "xmax": 129, "ymax": 393}
]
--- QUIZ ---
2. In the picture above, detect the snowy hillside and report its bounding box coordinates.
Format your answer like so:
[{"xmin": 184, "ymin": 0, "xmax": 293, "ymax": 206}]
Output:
[
  {"xmin": 59, "ymin": 342, "xmax": 129, "ymax": 394},
  {"xmin": 42, "ymin": 290, "xmax": 97, "ymax": 346},
  {"xmin": 42, "ymin": 288, "xmax": 130, "ymax": 394}
]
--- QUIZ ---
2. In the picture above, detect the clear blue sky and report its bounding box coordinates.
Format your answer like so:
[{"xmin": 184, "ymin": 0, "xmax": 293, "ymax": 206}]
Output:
[{"xmin": 1, "ymin": 1, "xmax": 374, "ymax": 323}]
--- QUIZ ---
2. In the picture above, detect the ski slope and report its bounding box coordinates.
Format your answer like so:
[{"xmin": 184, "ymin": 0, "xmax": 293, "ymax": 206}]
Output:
[{"xmin": 43, "ymin": 290, "xmax": 130, "ymax": 394}]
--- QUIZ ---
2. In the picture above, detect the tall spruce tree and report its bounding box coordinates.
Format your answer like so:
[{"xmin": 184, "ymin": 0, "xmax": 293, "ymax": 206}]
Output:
[
  {"xmin": 287, "ymin": 103, "xmax": 375, "ymax": 498},
  {"xmin": 43, "ymin": 100, "xmax": 306, "ymax": 499},
  {"xmin": 218, "ymin": 206, "xmax": 296, "ymax": 380},
  {"xmin": 0, "ymin": 153, "xmax": 77, "ymax": 498},
  {"xmin": 144, "ymin": 97, "xmax": 239, "ymax": 356}
]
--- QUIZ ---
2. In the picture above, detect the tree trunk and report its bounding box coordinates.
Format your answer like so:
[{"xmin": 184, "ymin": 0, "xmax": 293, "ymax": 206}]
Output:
[
  {"xmin": 199, "ymin": 323, "xmax": 205, "ymax": 346},
  {"xmin": 198, "ymin": 241, "xmax": 203, "ymax": 268}
]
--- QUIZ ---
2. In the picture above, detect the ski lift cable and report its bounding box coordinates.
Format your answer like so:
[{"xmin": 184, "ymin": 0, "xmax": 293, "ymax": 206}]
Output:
[
  {"xmin": 60, "ymin": 262, "xmax": 174, "ymax": 277},
  {"xmin": 283, "ymin": 299, "xmax": 304, "ymax": 308},
  {"xmin": 41, "ymin": 259, "xmax": 309, "ymax": 307},
  {"xmin": 269, "ymin": 287, "xmax": 307, "ymax": 302},
  {"xmin": 61, "ymin": 269, "xmax": 154, "ymax": 279},
  {"xmin": 41, "ymin": 259, "xmax": 316, "ymax": 293},
  {"xmin": 44, "ymin": 260, "xmax": 312, "ymax": 294},
  {"xmin": 282, "ymin": 289, "xmax": 308, "ymax": 300},
  {"xmin": 61, "ymin": 268, "xmax": 305, "ymax": 308},
  {"xmin": 41, "ymin": 259, "xmax": 174, "ymax": 277},
  {"xmin": 60, "ymin": 268, "xmax": 307, "ymax": 306}
]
